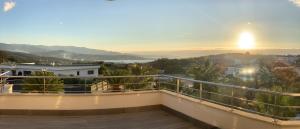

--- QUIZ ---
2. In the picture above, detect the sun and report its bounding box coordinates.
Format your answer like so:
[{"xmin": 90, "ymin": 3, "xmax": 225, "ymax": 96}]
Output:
[{"xmin": 238, "ymin": 31, "xmax": 255, "ymax": 50}]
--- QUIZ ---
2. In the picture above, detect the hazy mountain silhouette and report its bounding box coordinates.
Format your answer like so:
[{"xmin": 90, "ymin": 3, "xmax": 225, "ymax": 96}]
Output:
[
  {"xmin": 0, "ymin": 43, "xmax": 145, "ymax": 61},
  {"xmin": 132, "ymin": 49, "xmax": 300, "ymax": 59},
  {"xmin": 0, "ymin": 50, "xmax": 74, "ymax": 64}
]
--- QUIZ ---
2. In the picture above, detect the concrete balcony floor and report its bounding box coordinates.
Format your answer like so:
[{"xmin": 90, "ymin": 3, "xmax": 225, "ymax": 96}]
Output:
[{"xmin": 0, "ymin": 109, "xmax": 201, "ymax": 129}]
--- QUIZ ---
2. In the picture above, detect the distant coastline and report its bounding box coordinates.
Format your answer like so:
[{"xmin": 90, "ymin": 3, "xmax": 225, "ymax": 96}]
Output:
[{"xmin": 101, "ymin": 59, "xmax": 155, "ymax": 64}]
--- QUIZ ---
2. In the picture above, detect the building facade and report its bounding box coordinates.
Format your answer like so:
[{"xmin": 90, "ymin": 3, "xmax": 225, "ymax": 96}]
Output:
[{"xmin": 0, "ymin": 64, "xmax": 100, "ymax": 77}]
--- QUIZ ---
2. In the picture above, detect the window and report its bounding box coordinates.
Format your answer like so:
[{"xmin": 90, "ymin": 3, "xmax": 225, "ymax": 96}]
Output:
[
  {"xmin": 23, "ymin": 71, "xmax": 32, "ymax": 76},
  {"xmin": 18, "ymin": 71, "xmax": 23, "ymax": 76},
  {"xmin": 11, "ymin": 70, "xmax": 16, "ymax": 76},
  {"xmin": 77, "ymin": 71, "xmax": 80, "ymax": 76},
  {"xmin": 88, "ymin": 70, "xmax": 94, "ymax": 75}
]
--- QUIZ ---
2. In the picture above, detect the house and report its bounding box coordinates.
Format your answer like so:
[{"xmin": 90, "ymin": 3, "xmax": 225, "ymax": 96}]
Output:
[
  {"xmin": 0, "ymin": 64, "xmax": 100, "ymax": 77},
  {"xmin": 225, "ymin": 66, "xmax": 258, "ymax": 81},
  {"xmin": 224, "ymin": 67, "xmax": 240, "ymax": 77}
]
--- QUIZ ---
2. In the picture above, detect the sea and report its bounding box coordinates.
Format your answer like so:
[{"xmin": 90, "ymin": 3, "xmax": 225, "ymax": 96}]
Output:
[{"xmin": 101, "ymin": 60, "xmax": 155, "ymax": 64}]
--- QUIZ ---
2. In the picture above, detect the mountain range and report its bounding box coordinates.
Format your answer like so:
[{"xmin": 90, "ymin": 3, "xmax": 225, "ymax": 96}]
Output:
[
  {"xmin": 0, "ymin": 50, "xmax": 75, "ymax": 64},
  {"xmin": 1, "ymin": 43, "xmax": 299, "ymax": 64},
  {"xmin": 0, "ymin": 43, "xmax": 145, "ymax": 61},
  {"xmin": 131, "ymin": 49, "xmax": 300, "ymax": 59}
]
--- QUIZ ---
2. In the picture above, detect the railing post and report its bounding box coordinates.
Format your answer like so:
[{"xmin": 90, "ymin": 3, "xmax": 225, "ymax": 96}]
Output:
[
  {"xmin": 176, "ymin": 79, "xmax": 180, "ymax": 94},
  {"xmin": 157, "ymin": 76, "xmax": 160, "ymax": 90},
  {"xmin": 199, "ymin": 83, "xmax": 203, "ymax": 99},
  {"xmin": 274, "ymin": 94, "xmax": 278, "ymax": 117},
  {"xmin": 101, "ymin": 80, "xmax": 104, "ymax": 92},
  {"xmin": 230, "ymin": 88, "xmax": 234, "ymax": 110},
  {"xmin": 43, "ymin": 77, "xmax": 46, "ymax": 93},
  {"xmin": 0, "ymin": 77, "xmax": 3, "ymax": 93},
  {"xmin": 84, "ymin": 78, "xmax": 87, "ymax": 93},
  {"xmin": 123, "ymin": 84, "xmax": 126, "ymax": 92},
  {"xmin": 42, "ymin": 69, "xmax": 46, "ymax": 93}
]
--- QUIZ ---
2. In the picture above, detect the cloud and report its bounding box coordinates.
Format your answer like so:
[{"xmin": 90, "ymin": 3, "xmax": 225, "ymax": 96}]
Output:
[
  {"xmin": 290, "ymin": 0, "xmax": 300, "ymax": 7},
  {"xmin": 3, "ymin": 1, "xmax": 16, "ymax": 12}
]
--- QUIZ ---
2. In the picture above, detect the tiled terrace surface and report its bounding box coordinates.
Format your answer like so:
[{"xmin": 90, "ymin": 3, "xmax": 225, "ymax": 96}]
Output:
[{"xmin": 0, "ymin": 109, "xmax": 202, "ymax": 129}]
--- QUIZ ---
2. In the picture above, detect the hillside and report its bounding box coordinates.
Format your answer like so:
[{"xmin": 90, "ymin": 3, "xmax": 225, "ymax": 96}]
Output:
[
  {"xmin": 148, "ymin": 53, "xmax": 297, "ymax": 74},
  {"xmin": 132, "ymin": 49, "xmax": 300, "ymax": 59},
  {"xmin": 0, "ymin": 43, "xmax": 146, "ymax": 61},
  {"xmin": 36, "ymin": 50, "xmax": 145, "ymax": 61},
  {"xmin": 0, "ymin": 50, "xmax": 75, "ymax": 65}
]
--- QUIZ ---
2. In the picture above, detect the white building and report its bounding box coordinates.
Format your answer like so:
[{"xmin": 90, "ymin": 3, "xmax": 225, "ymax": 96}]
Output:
[
  {"xmin": 225, "ymin": 66, "xmax": 258, "ymax": 81},
  {"xmin": 0, "ymin": 64, "xmax": 100, "ymax": 77},
  {"xmin": 224, "ymin": 67, "xmax": 240, "ymax": 77}
]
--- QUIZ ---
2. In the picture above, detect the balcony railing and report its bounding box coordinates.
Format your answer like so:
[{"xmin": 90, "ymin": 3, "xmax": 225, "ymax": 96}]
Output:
[{"xmin": 0, "ymin": 74, "xmax": 299, "ymax": 121}]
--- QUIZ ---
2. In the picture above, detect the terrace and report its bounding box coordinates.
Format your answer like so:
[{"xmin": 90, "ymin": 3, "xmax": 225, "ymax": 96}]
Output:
[{"xmin": 0, "ymin": 75, "xmax": 300, "ymax": 129}]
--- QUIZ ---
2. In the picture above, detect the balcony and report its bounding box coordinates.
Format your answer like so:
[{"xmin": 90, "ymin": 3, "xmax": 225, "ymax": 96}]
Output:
[{"xmin": 0, "ymin": 75, "xmax": 300, "ymax": 129}]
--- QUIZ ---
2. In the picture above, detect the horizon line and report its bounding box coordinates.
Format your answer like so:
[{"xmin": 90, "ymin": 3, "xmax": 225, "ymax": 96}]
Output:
[{"xmin": 1, "ymin": 42, "xmax": 300, "ymax": 53}]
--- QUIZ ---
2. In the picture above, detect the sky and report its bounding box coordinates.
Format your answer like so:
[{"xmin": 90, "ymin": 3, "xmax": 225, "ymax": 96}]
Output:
[{"xmin": 0, "ymin": 0, "xmax": 300, "ymax": 52}]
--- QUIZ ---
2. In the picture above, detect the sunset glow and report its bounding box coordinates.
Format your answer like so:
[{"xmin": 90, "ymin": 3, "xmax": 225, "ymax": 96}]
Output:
[{"xmin": 238, "ymin": 32, "xmax": 255, "ymax": 50}]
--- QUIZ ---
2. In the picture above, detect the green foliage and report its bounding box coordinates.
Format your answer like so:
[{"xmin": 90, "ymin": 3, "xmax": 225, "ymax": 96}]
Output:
[
  {"xmin": 22, "ymin": 71, "xmax": 64, "ymax": 93},
  {"xmin": 129, "ymin": 64, "xmax": 158, "ymax": 75},
  {"xmin": 0, "ymin": 51, "xmax": 6, "ymax": 63},
  {"xmin": 254, "ymin": 60, "xmax": 300, "ymax": 92},
  {"xmin": 187, "ymin": 59, "xmax": 222, "ymax": 100},
  {"xmin": 255, "ymin": 86, "xmax": 297, "ymax": 118},
  {"xmin": 103, "ymin": 69, "xmax": 131, "ymax": 91},
  {"xmin": 150, "ymin": 58, "xmax": 193, "ymax": 74},
  {"xmin": 99, "ymin": 63, "xmax": 158, "ymax": 91},
  {"xmin": 188, "ymin": 58, "xmax": 221, "ymax": 82}
]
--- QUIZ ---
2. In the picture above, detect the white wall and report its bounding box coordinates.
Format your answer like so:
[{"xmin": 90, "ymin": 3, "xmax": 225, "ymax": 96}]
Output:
[
  {"xmin": 52, "ymin": 69, "xmax": 98, "ymax": 77},
  {"xmin": 0, "ymin": 91, "xmax": 160, "ymax": 110},
  {"xmin": 160, "ymin": 90, "xmax": 300, "ymax": 129},
  {"xmin": 1, "ymin": 68, "xmax": 98, "ymax": 77},
  {"xmin": 0, "ymin": 65, "xmax": 99, "ymax": 77},
  {"xmin": 0, "ymin": 90, "xmax": 299, "ymax": 129}
]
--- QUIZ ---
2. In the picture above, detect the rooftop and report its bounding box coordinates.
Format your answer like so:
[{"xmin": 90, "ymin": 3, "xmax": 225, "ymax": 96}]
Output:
[
  {"xmin": 0, "ymin": 64, "xmax": 100, "ymax": 70},
  {"xmin": 0, "ymin": 109, "xmax": 202, "ymax": 129},
  {"xmin": 0, "ymin": 74, "xmax": 299, "ymax": 129}
]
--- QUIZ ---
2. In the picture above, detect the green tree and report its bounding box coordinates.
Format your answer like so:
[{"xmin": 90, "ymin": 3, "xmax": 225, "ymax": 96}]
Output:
[
  {"xmin": 98, "ymin": 64, "xmax": 109, "ymax": 75},
  {"xmin": 256, "ymin": 62, "xmax": 276, "ymax": 89},
  {"xmin": 188, "ymin": 59, "xmax": 221, "ymax": 82},
  {"xmin": 188, "ymin": 59, "xmax": 222, "ymax": 100},
  {"xmin": 23, "ymin": 71, "xmax": 64, "ymax": 93},
  {"xmin": 128, "ymin": 64, "xmax": 158, "ymax": 90},
  {"xmin": 150, "ymin": 58, "xmax": 189, "ymax": 74},
  {"xmin": 103, "ymin": 69, "xmax": 131, "ymax": 92},
  {"xmin": 255, "ymin": 86, "xmax": 296, "ymax": 118}
]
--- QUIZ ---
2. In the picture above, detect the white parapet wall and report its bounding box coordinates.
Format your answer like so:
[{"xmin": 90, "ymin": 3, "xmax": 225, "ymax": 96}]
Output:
[
  {"xmin": 0, "ymin": 90, "xmax": 299, "ymax": 129},
  {"xmin": 0, "ymin": 91, "xmax": 161, "ymax": 110},
  {"xmin": 160, "ymin": 90, "xmax": 300, "ymax": 129}
]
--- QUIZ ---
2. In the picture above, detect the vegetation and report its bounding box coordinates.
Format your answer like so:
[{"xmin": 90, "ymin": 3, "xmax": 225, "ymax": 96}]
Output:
[
  {"xmin": 0, "ymin": 50, "xmax": 75, "ymax": 64},
  {"xmin": 99, "ymin": 64, "xmax": 159, "ymax": 91},
  {"xmin": 150, "ymin": 54, "xmax": 299, "ymax": 118},
  {"xmin": 3, "ymin": 52, "xmax": 299, "ymax": 119},
  {"xmin": 22, "ymin": 71, "xmax": 64, "ymax": 93}
]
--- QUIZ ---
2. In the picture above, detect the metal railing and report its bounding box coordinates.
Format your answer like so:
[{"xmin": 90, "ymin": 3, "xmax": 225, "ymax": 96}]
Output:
[
  {"xmin": 0, "ymin": 75, "xmax": 159, "ymax": 94},
  {"xmin": 0, "ymin": 74, "xmax": 299, "ymax": 121},
  {"xmin": 0, "ymin": 71, "xmax": 10, "ymax": 93},
  {"xmin": 159, "ymin": 75, "xmax": 300, "ymax": 121}
]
